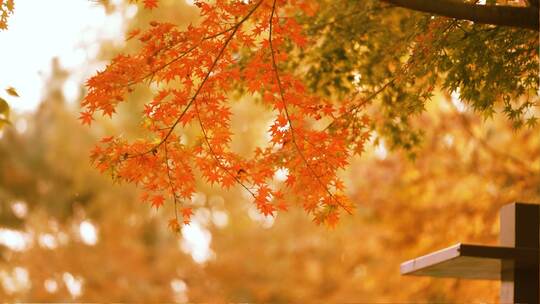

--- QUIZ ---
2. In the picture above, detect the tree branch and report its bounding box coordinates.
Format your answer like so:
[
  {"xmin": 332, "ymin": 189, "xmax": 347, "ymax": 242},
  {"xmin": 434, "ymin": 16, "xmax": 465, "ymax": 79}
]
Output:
[{"xmin": 381, "ymin": 0, "xmax": 539, "ymax": 31}]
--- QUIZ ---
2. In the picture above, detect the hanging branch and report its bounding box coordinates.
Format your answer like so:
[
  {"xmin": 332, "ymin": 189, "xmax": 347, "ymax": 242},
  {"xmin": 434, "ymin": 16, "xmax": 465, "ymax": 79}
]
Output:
[{"xmin": 381, "ymin": 0, "xmax": 539, "ymax": 30}]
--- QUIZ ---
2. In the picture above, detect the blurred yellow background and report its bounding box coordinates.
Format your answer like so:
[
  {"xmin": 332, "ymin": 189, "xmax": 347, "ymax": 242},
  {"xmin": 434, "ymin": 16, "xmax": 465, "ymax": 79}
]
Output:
[{"xmin": 0, "ymin": 0, "xmax": 538, "ymax": 302}]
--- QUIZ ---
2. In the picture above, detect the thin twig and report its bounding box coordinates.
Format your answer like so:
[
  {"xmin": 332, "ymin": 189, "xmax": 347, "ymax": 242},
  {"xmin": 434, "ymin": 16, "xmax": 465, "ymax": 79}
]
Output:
[
  {"xmin": 164, "ymin": 143, "xmax": 180, "ymax": 224},
  {"xmin": 127, "ymin": 0, "xmax": 264, "ymax": 159},
  {"xmin": 123, "ymin": 26, "xmax": 240, "ymax": 88},
  {"xmin": 194, "ymin": 96, "xmax": 257, "ymax": 198},
  {"xmin": 268, "ymin": 0, "xmax": 351, "ymax": 214}
]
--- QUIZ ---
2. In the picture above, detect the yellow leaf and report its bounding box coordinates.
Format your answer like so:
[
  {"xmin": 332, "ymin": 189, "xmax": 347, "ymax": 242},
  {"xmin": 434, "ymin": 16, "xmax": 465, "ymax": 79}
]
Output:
[
  {"xmin": 5, "ymin": 87, "xmax": 19, "ymax": 97},
  {"xmin": 0, "ymin": 118, "xmax": 11, "ymax": 128},
  {"xmin": 0, "ymin": 98, "xmax": 11, "ymax": 129},
  {"xmin": 0, "ymin": 97, "xmax": 9, "ymax": 117}
]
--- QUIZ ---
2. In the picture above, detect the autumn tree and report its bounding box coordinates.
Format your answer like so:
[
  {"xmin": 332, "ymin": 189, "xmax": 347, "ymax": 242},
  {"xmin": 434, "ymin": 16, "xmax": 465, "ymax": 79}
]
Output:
[
  {"xmin": 0, "ymin": 0, "xmax": 538, "ymax": 302},
  {"xmin": 0, "ymin": 0, "xmax": 537, "ymax": 223},
  {"xmin": 77, "ymin": 0, "xmax": 539, "ymax": 227}
]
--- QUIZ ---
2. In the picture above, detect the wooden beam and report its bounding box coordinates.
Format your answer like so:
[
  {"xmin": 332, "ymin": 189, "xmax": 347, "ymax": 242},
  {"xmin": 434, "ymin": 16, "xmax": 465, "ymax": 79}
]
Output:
[{"xmin": 401, "ymin": 243, "xmax": 539, "ymax": 280}]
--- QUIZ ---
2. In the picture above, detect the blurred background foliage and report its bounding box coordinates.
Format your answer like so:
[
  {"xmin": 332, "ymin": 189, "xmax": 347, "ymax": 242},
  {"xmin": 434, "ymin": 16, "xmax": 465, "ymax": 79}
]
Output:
[{"xmin": 0, "ymin": 0, "xmax": 538, "ymax": 302}]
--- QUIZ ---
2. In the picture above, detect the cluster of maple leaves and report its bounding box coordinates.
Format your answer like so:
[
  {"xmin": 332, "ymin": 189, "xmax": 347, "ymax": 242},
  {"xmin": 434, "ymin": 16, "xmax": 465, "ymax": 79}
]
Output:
[
  {"xmin": 82, "ymin": 0, "xmax": 371, "ymax": 228},
  {"xmin": 0, "ymin": 0, "xmax": 13, "ymax": 30}
]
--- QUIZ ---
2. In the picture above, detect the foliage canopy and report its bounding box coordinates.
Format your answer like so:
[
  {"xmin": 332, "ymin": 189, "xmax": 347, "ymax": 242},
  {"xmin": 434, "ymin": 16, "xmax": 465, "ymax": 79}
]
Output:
[
  {"xmin": 79, "ymin": 0, "xmax": 539, "ymax": 227},
  {"xmin": 0, "ymin": 0, "xmax": 537, "ymax": 226}
]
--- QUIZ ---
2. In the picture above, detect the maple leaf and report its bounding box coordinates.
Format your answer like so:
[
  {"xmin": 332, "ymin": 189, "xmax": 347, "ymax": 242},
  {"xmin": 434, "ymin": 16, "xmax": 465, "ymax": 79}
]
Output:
[
  {"xmin": 100, "ymin": 136, "xmax": 115, "ymax": 143},
  {"xmin": 206, "ymin": 170, "xmax": 220, "ymax": 185},
  {"xmin": 79, "ymin": 111, "xmax": 94, "ymax": 126},
  {"xmin": 151, "ymin": 194, "xmax": 165, "ymax": 209},
  {"xmin": 126, "ymin": 28, "xmax": 141, "ymax": 41},
  {"xmin": 168, "ymin": 218, "xmax": 180, "ymax": 233},
  {"xmin": 82, "ymin": 0, "xmax": 360, "ymax": 229},
  {"xmin": 259, "ymin": 203, "xmax": 276, "ymax": 217},
  {"xmin": 182, "ymin": 207, "xmax": 193, "ymax": 224},
  {"xmin": 5, "ymin": 86, "xmax": 19, "ymax": 97},
  {"xmin": 276, "ymin": 200, "xmax": 288, "ymax": 211},
  {"xmin": 325, "ymin": 211, "xmax": 339, "ymax": 228},
  {"xmin": 143, "ymin": 0, "xmax": 158, "ymax": 9},
  {"xmin": 140, "ymin": 191, "xmax": 150, "ymax": 203},
  {"xmin": 102, "ymin": 104, "xmax": 116, "ymax": 117}
]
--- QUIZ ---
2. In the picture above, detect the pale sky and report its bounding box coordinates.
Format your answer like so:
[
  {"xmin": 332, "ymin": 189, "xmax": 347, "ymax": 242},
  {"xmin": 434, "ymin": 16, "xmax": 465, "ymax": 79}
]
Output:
[{"xmin": 0, "ymin": 0, "xmax": 135, "ymax": 112}]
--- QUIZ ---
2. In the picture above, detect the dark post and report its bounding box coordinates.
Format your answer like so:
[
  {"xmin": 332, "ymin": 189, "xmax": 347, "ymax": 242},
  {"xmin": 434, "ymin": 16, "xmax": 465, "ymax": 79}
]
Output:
[
  {"xmin": 401, "ymin": 202, "xmax": 540, "ymax": 303},
  {"xmin": 500, "ymin": 203, "xmax": 539, "ymax": 303}
]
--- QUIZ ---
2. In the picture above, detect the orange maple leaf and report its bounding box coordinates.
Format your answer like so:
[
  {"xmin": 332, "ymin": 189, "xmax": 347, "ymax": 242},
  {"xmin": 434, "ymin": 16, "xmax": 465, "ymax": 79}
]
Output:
[
  {"xmin": 126, "ymin": 28, "xmax": 141, "ymax": 41},
  {"xmin": 79, "ymin": 111, "xmax": 94, "ymax": 126},
  {"xmin": 182, "ymin": 207, "xmax": 193, "ymax": 224},
  {"xmin": 151, "ymin": 195, "xmax": 165, "ymax": 209},
  {"xmin": 326, "ymin": 211, "xmax": 340, "ymax": 228},
  {"xmin": 82, "ymin": 0, "xmax": 358, "ymax": 229},
  {"xmin": 143, "ymin": 0, "xmax": 158, "ymax": 9},
  {"xmin": 168, "ymin": 218, "xmax": 180, "ymax": 233}
]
